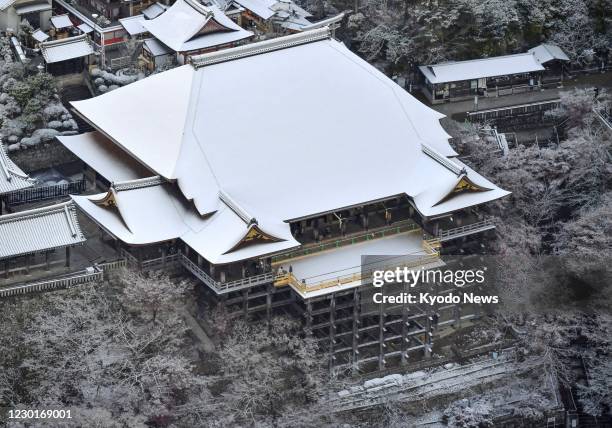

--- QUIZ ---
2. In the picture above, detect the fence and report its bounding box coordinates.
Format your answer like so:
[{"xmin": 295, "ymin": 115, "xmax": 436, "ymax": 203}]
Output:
[
  {"xmin": 438, "ymin": 218, "xmax": 496, "ymax": 241},
  {"xmin": 110, "ymin": 56, "xmax": 131, "ymax": 70},
  {"xmin": 0, "ymin": 268, "xmax": 103, "ymax": 298},
  {"xmin": 272, "ymin": 220, "xmax": 420, "ymax": 264},
  {"xmin": 5, "ymin": 179, "xmax": 87, "ymax": 205}
]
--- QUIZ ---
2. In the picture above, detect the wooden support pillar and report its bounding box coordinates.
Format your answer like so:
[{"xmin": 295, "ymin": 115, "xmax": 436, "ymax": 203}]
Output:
[
  {"xmin": 305, "ymin": 299, "xmax": 313, "ymax": 331},
  {"xmin": 45, "ymin": 251, "xmax": 51, "ymax": 271},
  {"xmin": 401, "ymin": 282, "xmax": 409, "ymax": 366},
  {"xmin": 266, "ymin": 284, "xmax": 272, "ymax": 325},
  {"xmin": 242, "ymin": 288, "xmax": 249, "ymax": 319},
  {"xmin": 4, "ymin": 259, "xmax": 9, "ymax": 279},
  {"xmin": 329, "ymin": 293, "xmax": 336, "ymax": 371},
  {"xmin": 425, "ymin": 313, "xmax": 432, "ymax": 358},
  {"xmin": 24, "ymin": 254, "xmax": 30, "ymax": 274},
  {"xmin": 161, "ymin": 247, "xmax": 167, "ymax": 268},
  {"xmin": 210, "ymin": 264, "xmax": 215, "ymax": 279},
  {"xmin": 453, "ymin": 304, "xmax": 462, "ymax": 328},
  {"xmin": 352, "ymin": 288, "xmax": 360, "ymax": 369},
  {"xmin": 378, "ymin": 292, "xmax": 385, "ymax": 371},
  {"xmin": 65, "ymin": 247, "xmax": 71, "ymax": 268}
]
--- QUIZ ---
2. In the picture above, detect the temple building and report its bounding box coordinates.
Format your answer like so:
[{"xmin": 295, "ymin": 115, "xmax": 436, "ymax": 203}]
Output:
[
  {"xmin": 140, "ymin": 0, "xmax": 253, "ymax": 65},
  {"xmin": 419, "ymin": 43, "xmax": 569, "ymax": 103},
  {"xmin": 40, "ymin": 34, "xmax": 95, "ymax": 75},
  {"xmin": 60, "ymin": 28, "xmax": 509, "ymax": 371}
]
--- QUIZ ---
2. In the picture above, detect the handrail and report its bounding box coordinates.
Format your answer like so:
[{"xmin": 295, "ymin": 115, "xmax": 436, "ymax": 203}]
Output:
[
  {"xmin": 0, "ymin": 268, "xmax": 102, "ymax": 298},
  {"xmin": 438, "ymin": 218, "xmax": 495, "ymax": 239},
  {"xmin": 179, "ymin": 253, "xmax": 275, "ymax": 294},
  {"xmin": 272, "ymin": 219, "xmax": 420, "ymax": 264}
]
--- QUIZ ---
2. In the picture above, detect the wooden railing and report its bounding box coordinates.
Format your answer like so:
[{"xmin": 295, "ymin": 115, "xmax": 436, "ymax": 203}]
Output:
[
  {"xmin": 272, "ymin": 220, "xmax": 420, "ymax": 265},
  {"xmin": 277, "ymin": 237, "xmax": 441, "ymax": 295},
  {"xmin": 179, "ymin": 253, "xmax": 274, "ymax": 294},
  {"xmin": 438, "ymin": 218, "xmax": 495, "ymax": 241},
  {"xmin": 0, "ymin": 268, "xmax": 103, "ymax": 298},
  {"xmin": 5, "ymin": 179, "xmax": 86, "ymax": 205},
  {"xmin": 97, "ymin": 259, "xmax": 127, "ymax": 272}
]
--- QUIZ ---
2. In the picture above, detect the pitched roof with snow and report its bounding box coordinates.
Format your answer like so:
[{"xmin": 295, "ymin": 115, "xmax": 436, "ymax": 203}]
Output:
[
  {"xmin": 68, "ymin": 28, "xmax": 509, "ymax": 261},
  {"xmin": 40, "ymin": 34, "xmax": 94, "ymax": 63},
  {"xmin": 419, "ymin": 52, "xmax": 546, "ymax": 84},
  {"xmin": 50, "ymin": 14, "xmax": 73, "ymax": 29},
  {"xmin": 0, "ymin": 143, "xmax": 34, "ymax": 195},
  {"xmin": 119, "ymin": 14, "xmax": 148, "ymax": 36},
  {"xmin": 32, "ymin": 29, "xmax": 50, "ymax": 43},
  {"xmin": 528, "ymin": 43, "xmax": 570, "ymax": 64},
  {"xmin": 142, "ymin": 0, "xmax": 253, "ymax": 52},
  {"xmin": 142, "ymin": 2, "xmax": 167, "ymax": 19},
  {"xmin": 0, "ymin": 201, "xmax": 85, "ymax": 260},
  {"xmin": 0, "ymin": 0, "xmax": 16, "ymax": 12}
]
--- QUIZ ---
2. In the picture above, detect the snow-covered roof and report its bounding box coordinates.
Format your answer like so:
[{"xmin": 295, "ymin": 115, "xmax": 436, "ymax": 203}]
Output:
[
  {"xmin": 143, "ymin": 37, "xmax": 172, "ymax": 56},
  {"xmin": 40, "ymin": 34, "xmax": 94, "ymax": 64},
  {"xmin": 77, "ymin": 23, "xmax": 93, "ymax": 34},
  {"xmin": 142, "ymin": 2, "xmax": 167, "ymax": 19},
  {"xmin": 57, "ymin": 131, "xmax": 151, "ymax": 182},
  {"xmin": 0, "ymin": 0, "xmax": 16, "ymax": 12},
  {"xmin": 142, "ymin": 0, "xmax": 253, "ymax": 52},
  {"xmin": 50, "ymin": 14, "xmax": 73, "ymax": 29},
  {"xmin": 31, "ymin": 29, "xmax": 50, "ymax": 43},
  {"xmin": 528, "ymin": 43, "xmax": 570, "ymax": 64},
  {"xmin": 0, "ymin": 201, "xmax": 85, "ymax": 260},
  {"xmin": 70, "ymin": 28, "xmax": 509, "ymax": 261},
  {"xmin": 72, "ymin": 177, "xmax": 300, "ymax": 264},
  {"xmin": 0, "ymin": 143, "xmax": 34, "ymax": 195},
  {"xmin": 14, "ymin": 1, "xmax": 51, "ymax": 15},
  {"xmin": 119, "ymin": 14, "xmax": 147, "ymax": 36},
  {"xmin": 232, "ymin": 0, "xmax": 276, "ymax": 19},
  {"xmin": 419, "ymin": 52, "xmax": 546, "ymax": 84}
]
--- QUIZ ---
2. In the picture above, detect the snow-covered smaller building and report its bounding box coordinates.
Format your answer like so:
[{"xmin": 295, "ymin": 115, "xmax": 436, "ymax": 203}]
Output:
[
  {"xmin": 0, "ymin": 0, "xmax": 51, "ymax": 35},
  {"xmin": 142, "ymin": 0, "xmax": 253, "ymax": 65},
  {"xmin": 0, "ymin": 201, "xmax": 86, "ymax": 279},
  {"xmin": 40, "ymin": 34, "xmax": 94, "ymax": 75},
  {"xmin": 418, "ymin": 43, "xmax": 570, "ymax": 103}
]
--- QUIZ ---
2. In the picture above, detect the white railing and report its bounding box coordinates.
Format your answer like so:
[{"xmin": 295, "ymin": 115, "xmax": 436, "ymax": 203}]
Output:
[
  {"xmin": 97, "ymin": 259, "xmax": 127, "ymax": 272},
  {"xmin": 140, "ymin": 253, "xmax": 180, "ymax": 270},
  {"xmin": 0, "ymin": 268, "xmax": 103, "ymax": 298},
  {"xmin": 438, "ymin": 218, "xmax": 496, "ymax": 241},
  {"xmin": 179, "ymin": 253, "xmax": 274, "ymax": 294}
]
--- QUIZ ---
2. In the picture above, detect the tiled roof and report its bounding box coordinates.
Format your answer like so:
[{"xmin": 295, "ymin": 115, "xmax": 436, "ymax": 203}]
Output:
[{"xmin": 0, "ymin": 201, "xmax": 86, "ymax": 260}]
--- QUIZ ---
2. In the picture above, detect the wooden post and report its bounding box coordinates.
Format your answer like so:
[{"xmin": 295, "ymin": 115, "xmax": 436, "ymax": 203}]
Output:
[
  {"xmin": 45, "ymin": 251, "xmax": 51, "ymax": 271},
  {"xmin": 401, "ymin": 282, "xmax": 409, "ymax": 366},
  {"xmin": 242, "ymin": 288, "xmax": 249, "ymax": 319},
  {"xmin": 4, "ymin": 259, "xmax": 9, "ymax": 278},
  {"xmin": 306, "ymin": 299, "xmax": 313, "ymax": 331},
  {"xmin": 378, "ymin": 293, "xmax": 385, "ymax": 371},
  {"xmin": 352, "ymin": 288, "xmax": 360, "ymax": 369},
  {"xmin": 265, "ymin": 284, "xmax": 273, "ymax": 325},
  {"xmin": 65, "ymin": 247, "xmax": 71, "ymax": 268},
  {"xmin": 24, "ymin": 254, "xmax": 30, "ymax": 274},
  {"xmin": 329, "ymin": 293, "xmax": 336, "ymax": 371}
]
